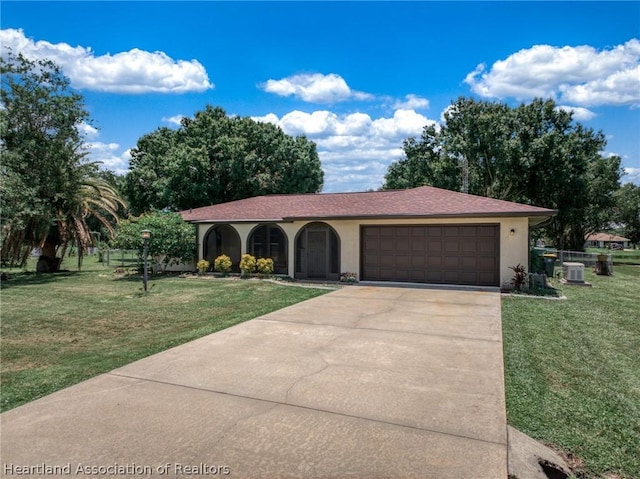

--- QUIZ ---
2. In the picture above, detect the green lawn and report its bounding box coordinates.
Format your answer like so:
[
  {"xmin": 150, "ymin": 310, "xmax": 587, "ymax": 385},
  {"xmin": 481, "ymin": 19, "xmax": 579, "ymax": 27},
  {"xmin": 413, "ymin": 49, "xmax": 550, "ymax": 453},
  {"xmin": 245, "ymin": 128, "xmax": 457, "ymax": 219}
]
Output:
[
  {"xmin": 3, "ymin": 256, "xmax": 638, "ymax": 478},
  {"xmin": 502, "ymin": 265, "xmax": 640, "ymax": 479},
  {"xmin": 0, "ymin": 257, "xmax": 331, "ymax": 412}
]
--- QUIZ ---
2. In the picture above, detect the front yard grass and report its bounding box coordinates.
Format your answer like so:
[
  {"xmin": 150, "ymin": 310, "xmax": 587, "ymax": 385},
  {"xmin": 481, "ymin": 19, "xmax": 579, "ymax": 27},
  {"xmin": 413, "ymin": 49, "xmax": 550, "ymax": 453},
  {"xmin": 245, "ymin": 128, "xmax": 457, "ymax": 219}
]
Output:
[
  {"xmin": 502, "ymin": 265, "xmax": 639, "ymax": 479},
  {"xmin": 0, "ymin": 258, "xmax": 331, "ymax": 412}
]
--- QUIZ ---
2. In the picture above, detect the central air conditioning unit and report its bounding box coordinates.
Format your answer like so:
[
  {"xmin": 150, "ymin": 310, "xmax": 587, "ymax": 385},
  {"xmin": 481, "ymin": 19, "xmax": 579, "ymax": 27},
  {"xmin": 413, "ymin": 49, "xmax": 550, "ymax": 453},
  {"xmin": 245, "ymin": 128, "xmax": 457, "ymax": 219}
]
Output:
[{"xmin": 562, "ymin": 262, "xmax": 585, "ymax": 283}]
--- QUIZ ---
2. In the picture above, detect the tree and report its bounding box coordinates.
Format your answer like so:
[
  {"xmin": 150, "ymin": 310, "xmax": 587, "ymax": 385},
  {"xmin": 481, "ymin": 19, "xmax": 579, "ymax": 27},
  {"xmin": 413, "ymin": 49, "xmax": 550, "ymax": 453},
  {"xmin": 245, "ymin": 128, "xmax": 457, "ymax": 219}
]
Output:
[
  {"xmin": 0, "ymin": 53, "xmax": 126, "ymax": 270},
  {"xmin": 384, "ymin": 97, "xmax": 622, "ymax": 250},
  {"xmin": 111, "ymin": 212, "xmax": 196, "ymax": 271},
  {"xmin": 124, "ymin": 106, "xmax": 324, "ymax": 215},
  {"xmin": 614, "ymin": 183, "xmax": 640, "ymax": 245}
]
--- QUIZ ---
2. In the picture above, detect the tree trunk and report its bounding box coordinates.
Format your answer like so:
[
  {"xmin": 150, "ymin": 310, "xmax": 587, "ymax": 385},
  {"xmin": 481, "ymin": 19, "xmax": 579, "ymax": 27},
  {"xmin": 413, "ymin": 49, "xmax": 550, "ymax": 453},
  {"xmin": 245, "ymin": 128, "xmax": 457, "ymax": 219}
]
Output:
[{"xmin": 36, "ymin": 240, "xmax": 62, "ymax": 273}]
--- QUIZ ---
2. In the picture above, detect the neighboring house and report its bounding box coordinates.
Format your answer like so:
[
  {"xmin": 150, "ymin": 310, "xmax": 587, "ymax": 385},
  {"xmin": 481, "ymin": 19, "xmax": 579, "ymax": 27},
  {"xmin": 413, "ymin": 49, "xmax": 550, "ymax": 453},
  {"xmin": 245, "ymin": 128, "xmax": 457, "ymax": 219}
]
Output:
[
  {"xmin": 181, "ymin": 186, "xmax": 556, "ymax": 288},
  {"xmin": 584, "ymin": 233, "xmax": 631, "ymax": 249}
]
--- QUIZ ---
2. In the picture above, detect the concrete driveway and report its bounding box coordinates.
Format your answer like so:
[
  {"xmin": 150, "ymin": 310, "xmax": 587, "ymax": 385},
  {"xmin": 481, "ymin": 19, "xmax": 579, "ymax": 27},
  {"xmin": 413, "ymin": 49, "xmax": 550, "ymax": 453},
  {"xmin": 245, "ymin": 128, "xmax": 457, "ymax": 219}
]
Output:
[{"xmin": 1, "ymin": 286, "xmax": 507, "ymax": 478}]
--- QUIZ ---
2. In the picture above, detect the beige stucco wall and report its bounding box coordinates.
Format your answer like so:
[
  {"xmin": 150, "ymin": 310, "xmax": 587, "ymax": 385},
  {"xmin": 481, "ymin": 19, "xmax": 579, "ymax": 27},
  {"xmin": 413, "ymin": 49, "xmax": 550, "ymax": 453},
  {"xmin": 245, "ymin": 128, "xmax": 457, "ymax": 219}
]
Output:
[{"xmin": 197, "ymin": 216, "xmax": 531, "ymax": 286}]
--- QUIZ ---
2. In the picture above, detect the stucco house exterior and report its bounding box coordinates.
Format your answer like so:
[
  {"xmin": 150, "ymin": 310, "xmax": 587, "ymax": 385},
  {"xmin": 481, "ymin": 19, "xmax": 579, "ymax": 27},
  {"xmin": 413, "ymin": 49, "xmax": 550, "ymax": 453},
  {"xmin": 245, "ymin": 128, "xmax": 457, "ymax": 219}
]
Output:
[
  {"xmin": 181, "ymin": 186, "xmax": 556, "ymax": 288},
  {"xmin": 584, "ymin": 233, "xmax": 631, "ymax": 249}
]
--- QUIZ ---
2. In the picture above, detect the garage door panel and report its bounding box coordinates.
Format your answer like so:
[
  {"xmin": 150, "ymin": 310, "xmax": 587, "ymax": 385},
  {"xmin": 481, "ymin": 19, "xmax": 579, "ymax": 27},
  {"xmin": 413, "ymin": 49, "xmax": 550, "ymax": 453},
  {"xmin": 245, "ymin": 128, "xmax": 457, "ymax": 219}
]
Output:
[
  {"xmin": 380, "ymin": 239, "xmax": 395, "ymax": 250},
  {"xmin": 462, "ymin": 271, "xmax": 479, "ymax": 283},
  {"xmin": 462, "ymin": 240, "xmax": 477, "ymax": 253},
  {"xmin": 428, "ymin": 241, "xmax": 443, "ymax": 252},
  {"xmin": 478, "ymin": 226, "xmax": 498, "ymax": 237},
  {"xmin": 412, "ymin": 241, "xmax": 425, "ymax": 251},
  {"xmin": 411, "ymin": 270, "xmax": 426, "ymax": 281},
  {"xmin": 361, "ymin": 225, "xmax": 500, "ymax": 286},
  {"xmin": 478, "ymin": 271, "xmax": 495, "ymax": 282},
  {"xmin": 395, "ymin": 269, "xmax": 411, "ymax": 281},
  {"xmin": 426, "ymin": 271, "xmax": 443, "ymax": 282},
  {"xmin": 412, "ymin": 256, "xmax": 425, "ymax": 267},
  {"xmin": 478, "ymin": 256, "xmax": 497, "ymax": 269},
  {"xmin": 445, "ymin": 242, "xmax": 460, "ymax": 252},
  {"xmin": 444, "ymin": 256, "xmax": 460, "ymax": 268},
  {"xmin": 395, "ymin": 239, "xmax": 410, "ymax": 252},
  {"xmin": 478, "ymin": 240, "xmax": 498, "ymax": 253},
  {"xmin": 461, "ymin": 256, "xmax": 478, "ymax": 268},
  {"xmin": 379, "ymin": 255, "xmax": 394, "ymax": 267},
  {"xmin": 428, "ymin": 226, "xmax": 442, "ymax": 237},
  {"xmin": 379, "ymin": 268, "xmax": 394, "ymax": 280},
  {"xmin": 427, "ymin": 256, "xmax": 442, "ymax": 268},
  {"xmin": 396, "ymin": 255, "xmax": 410, "ymax": 267}
]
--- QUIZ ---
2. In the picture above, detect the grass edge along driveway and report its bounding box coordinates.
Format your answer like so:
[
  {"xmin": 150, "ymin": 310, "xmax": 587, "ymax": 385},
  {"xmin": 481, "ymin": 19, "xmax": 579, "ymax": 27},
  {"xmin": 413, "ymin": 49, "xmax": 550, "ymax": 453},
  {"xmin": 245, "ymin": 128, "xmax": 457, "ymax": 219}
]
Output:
[
  {"xmin": 502, "ymin": 265, "xmax": 640, "ymax": 479},
  {"xmin": 1, "ymin": 259, "xmax": 331, "ymax": 412}
]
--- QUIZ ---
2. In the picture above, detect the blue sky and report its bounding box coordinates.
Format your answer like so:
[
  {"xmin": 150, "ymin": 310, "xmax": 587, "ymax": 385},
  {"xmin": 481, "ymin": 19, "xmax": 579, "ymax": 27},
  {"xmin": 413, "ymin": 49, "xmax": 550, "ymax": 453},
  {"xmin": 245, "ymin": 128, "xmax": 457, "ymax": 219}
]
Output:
[{"xmin": 2, "ymin": 1, "xmax": 639, "ymax": 193}]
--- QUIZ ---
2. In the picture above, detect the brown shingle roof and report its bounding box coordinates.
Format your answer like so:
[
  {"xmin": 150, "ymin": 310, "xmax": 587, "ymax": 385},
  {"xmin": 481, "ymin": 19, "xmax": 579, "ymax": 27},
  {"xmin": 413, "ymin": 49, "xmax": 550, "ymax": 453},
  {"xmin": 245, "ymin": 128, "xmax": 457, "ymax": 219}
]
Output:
[
  {"xmin": 586, "ymin": 233, "xmax": 630, "ymax": 242},
  {"xmin": 180, "ymin": 186, "xmax": 556, "ymax": 222}
]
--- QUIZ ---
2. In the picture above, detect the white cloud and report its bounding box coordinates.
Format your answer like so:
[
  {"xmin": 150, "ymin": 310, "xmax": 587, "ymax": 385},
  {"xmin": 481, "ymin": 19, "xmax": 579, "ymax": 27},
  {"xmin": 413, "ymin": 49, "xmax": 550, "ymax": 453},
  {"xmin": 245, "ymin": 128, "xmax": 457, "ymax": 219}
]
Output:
[
  {"xmin": 465, "ymin": 39, "xmax": 640, "ymax": 107},
  {"xmin": 254, "ymin": 108, "xmax": 435, "ymax": 192},
  {"xmin": 86, "ymin": 142, "xmax": 131, "ymax": 175},
  {"xmin": 162, "ymin": 114, "xmax": 185, "ymax": 126},
  {"xmin": 393, "ymin": 94, "xmax": 429, "ymax": 110},
  {"xmin": 623, "ymin": 167, "xmax": 640, "ymax": 185},
  {"xmin": 0, "ymin": 28, "xmax": 213, "ymax": 94},
  {"xmin": 561, "ymin": 65, "xmax": 640, "ymax": 106},
  {"xmin": 260, "ymin": 73, "xmax": 372, "ymax": 103},
  {"xmin": 78, "ymin": 122, "xmax": 99, "ymax": 139},
  {"xmin": 555, "ymin": 105, "xmax": 597, "ymax": 121}
]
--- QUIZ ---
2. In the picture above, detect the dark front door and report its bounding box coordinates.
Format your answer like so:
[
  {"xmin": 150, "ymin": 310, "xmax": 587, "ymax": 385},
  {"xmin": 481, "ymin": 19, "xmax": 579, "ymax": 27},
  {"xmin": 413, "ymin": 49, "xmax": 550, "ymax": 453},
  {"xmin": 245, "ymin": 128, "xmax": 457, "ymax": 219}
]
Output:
[{"xmin": 307, "ymin": 231, "xmax": 327, "ymax": 278}]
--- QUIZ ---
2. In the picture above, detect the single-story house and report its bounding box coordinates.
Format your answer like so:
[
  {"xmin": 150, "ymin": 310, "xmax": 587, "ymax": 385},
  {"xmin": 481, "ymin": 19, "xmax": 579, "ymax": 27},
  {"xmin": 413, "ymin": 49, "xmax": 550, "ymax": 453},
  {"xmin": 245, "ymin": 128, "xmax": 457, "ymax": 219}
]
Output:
[
  {"xmin": 181, "ymin": 186, "xmax": 556, "ymax": 288},
  {"xmin": 584, "ymin": 233, "xmax": 631, "ymax": 249}
]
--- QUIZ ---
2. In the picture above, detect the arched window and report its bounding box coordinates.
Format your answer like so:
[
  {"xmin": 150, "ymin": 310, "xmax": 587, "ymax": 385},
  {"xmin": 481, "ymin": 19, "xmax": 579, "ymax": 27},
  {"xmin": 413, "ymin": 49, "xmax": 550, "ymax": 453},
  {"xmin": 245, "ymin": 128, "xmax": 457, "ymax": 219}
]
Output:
[
  {"xmin": 295, "ymin": 222, "xmax": 340, "ymax": 280},
  {"xmin": 248, "ymin": 224, "xmax": 288, "ymax": 275},
  {"xmin": 204, "ymin": 225, "xmax": 241, "ymax": 272}
]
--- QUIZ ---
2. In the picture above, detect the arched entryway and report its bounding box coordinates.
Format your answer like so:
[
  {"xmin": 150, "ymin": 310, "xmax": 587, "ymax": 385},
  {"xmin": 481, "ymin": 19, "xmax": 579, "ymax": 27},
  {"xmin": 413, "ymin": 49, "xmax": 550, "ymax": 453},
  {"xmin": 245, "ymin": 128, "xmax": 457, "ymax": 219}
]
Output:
[
  {"xmin": 204, "ymin": 225, "xmax": 241, "ymax": 272},
  {"xmin": 247, "ymin": 224, "xmax": 288, "ymax": 275},
  {"xmin": 295, "ymin": 222, "xmax": 340, "ymax": 281}
]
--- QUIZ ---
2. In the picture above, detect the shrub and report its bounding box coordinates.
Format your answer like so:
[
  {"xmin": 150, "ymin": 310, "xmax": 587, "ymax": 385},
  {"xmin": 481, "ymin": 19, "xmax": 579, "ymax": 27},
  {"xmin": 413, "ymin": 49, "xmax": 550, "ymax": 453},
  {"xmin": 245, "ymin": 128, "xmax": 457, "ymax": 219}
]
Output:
[
  {"xmin": 239, "ymin": 254, "xmax": 256, "ymax": 278},
  {"xmin": 196, "ymin": 259, "xmax": 210, "ymax": 274},
  {"xmin": 509, "ymin": 264, "xmax": 528, "ymax": 291},
  {"xmin": 340, "ymin": 272, "xmax": 358, "ymax": 283},
  {"xmin": 256, "ymin": 258, "xmax": 274, "ymax": 276},
  {"xmin": 213, "ymin": 255, "xmax": 232, "ymax": 275}
]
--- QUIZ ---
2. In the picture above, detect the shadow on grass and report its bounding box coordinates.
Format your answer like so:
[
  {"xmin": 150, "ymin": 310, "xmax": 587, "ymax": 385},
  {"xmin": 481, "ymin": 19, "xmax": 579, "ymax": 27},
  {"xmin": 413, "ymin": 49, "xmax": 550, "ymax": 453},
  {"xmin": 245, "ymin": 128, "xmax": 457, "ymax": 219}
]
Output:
[
  {"xmin": 0, "ymin": 270, "xmax": 81, "ymax": 289},
  {"xmin": 110, "ymin": 272, "xmax": 186, "ymax": 283}
]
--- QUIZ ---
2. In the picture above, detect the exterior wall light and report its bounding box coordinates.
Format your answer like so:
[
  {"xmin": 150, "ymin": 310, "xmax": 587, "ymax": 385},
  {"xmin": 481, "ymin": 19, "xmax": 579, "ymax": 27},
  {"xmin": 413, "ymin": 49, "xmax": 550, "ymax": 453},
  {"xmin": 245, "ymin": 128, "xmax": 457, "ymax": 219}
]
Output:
[{"xmin": 509, "ymin": 228, "xmax": 516, "ymax": 237}]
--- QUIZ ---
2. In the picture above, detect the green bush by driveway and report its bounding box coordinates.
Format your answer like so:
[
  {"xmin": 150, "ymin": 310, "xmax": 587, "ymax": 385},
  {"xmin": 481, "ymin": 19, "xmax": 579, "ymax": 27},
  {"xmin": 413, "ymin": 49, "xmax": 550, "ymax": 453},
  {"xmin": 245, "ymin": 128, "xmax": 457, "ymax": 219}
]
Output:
[
  {"xmin": 0, "ymin": 258, "xmax": 330, "ymax": 412},
  {"xmin": 502, "ymin": 265, "xmax": 639, "ymax": 479}
]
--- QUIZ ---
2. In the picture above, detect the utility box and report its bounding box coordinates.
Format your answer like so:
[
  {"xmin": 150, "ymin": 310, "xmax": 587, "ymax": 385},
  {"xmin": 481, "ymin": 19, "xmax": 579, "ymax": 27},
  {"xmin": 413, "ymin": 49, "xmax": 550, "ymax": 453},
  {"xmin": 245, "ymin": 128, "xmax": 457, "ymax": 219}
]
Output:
[{"xmin": 561, "ymin": 262, "xmax": 591, "ymax": 286}]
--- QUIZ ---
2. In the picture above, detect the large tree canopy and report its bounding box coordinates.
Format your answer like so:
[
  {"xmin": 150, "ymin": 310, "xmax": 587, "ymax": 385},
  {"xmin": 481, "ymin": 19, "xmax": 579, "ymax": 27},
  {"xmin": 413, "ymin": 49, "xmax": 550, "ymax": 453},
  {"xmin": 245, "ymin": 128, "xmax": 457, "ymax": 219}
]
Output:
[
  {"xmin": 614, "ymin": 183, "xmax": 640, "ymax": 245},
  {"xmin": 384, "ymin": 97, "xmax": 622, "ymax": 251},
  {"xmin": 0, "ymin": 53, "xmax": 126, "ymax": 270},
  {"xmin": 111, "ymin": 212, "xmax": 196, "ymax": 270},
  {"xmin": 124, "ymin": 106, "xmax": 324, "ymax": 215}
]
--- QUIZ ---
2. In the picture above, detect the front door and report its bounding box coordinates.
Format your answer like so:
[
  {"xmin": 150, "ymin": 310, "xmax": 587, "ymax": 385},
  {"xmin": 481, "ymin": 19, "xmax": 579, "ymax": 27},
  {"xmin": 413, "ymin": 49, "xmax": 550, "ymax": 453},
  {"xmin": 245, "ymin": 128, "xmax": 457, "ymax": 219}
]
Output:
[{"xmin": 307, "ymin": 231, "xmax": 327, "ymax": 278}]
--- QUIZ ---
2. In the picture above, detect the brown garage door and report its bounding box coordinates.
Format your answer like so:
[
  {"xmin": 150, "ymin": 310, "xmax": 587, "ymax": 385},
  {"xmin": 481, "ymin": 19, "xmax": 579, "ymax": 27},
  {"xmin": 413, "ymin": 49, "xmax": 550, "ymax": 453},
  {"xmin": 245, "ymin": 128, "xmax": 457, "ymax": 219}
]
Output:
[{"xmin": 361, "ymin": 225, "xmax": 500, "ymax": 286}]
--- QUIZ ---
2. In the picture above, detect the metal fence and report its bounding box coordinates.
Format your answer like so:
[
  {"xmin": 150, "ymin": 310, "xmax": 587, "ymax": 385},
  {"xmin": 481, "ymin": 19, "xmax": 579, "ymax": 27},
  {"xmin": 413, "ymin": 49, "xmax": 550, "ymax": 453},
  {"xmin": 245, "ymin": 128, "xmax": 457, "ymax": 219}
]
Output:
[
  {"xmin": 557, "ymin": 250, "xmax": 613, "ymax": 270},
  {"xmin": 533, "ymin": 247, "xmax": 614, "ymax": 275},
  {"xmin": 103, "ymin": 249, "xmax": 141, "ymax": 268}
]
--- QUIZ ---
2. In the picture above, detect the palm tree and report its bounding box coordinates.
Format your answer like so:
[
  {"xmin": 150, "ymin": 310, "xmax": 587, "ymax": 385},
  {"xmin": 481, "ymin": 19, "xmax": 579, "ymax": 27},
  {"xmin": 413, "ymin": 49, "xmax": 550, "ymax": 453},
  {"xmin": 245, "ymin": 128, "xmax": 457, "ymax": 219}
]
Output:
[
  {"xmin": 38, "ymin": 163, "xmax": 127, "ymax": 271},
  {"xmin": 1, "ymin": 53, "xmax": 127, "ymax": 272}
]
